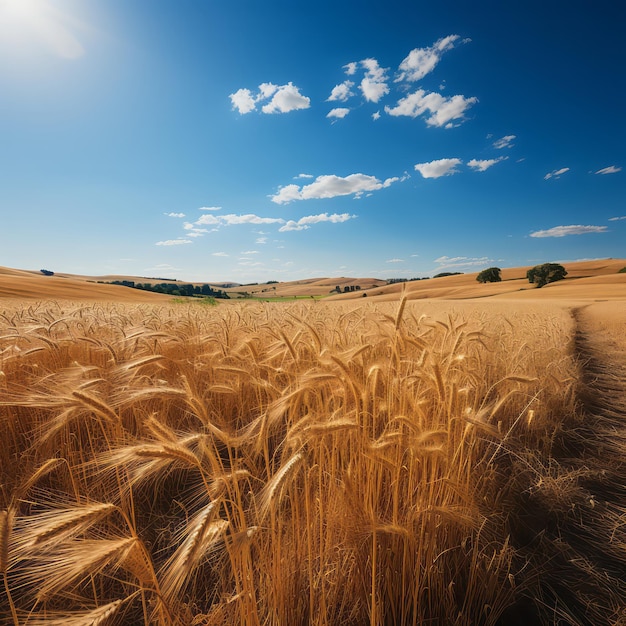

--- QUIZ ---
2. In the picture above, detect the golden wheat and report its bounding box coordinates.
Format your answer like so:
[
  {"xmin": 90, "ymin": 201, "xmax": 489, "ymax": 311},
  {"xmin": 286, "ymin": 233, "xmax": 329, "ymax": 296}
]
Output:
[{"xmin": 0, "ymin": 299, "xmax": 624, "ymax": 624}]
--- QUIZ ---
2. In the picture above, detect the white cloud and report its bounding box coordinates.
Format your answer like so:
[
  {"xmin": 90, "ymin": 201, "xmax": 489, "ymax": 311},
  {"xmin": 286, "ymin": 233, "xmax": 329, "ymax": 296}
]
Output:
[
  {"xmin": 261, "ymin": 82, "xmax": 311, "ymax": 114},
  {"xmin": 229, "ymin": 88, "xmax": 257, "ymax": 114},
  {"xmin": 414, "ymin": 158, "xmax": 462, "ymax": 179},
  {"xmin": 165, "ymin": 212, "xmax": 185, "ymax": 218},
  {"xmin": 327, "ymin": 80, "xmax": 355, "ymax": 102},
  {"xmin": 212, "ymin": 252, "xmax": 229, "ymax": 257},
  {"xmin": 529, "ymin": 225, "xmax": 608, "ymax": 238},
  {"xmin": 372, "ymin": 111, "xmax": 381, "ymax": 121},
  {"xmin": 220, "ymin": 214, "xmax": 285, "ymax": 225},
  {"xmin": 230, "ymin": 82, "xmax": 310, "ymax": 115},
  {"xmin": 386, "ymin": 258, "xmax": 404, "ymax": 263},
  {"xmin": 271, "ymin": 173, "xmax": 399, "ymax": 204},
  {"xmin": 327, "ymin": 107, "xmax": 351, "ymax": 119},
  {"xmin": 295, "ymin": 173, "xmax": 314, "ymax": 179},
  {"xmin": 385, "ymin": 89, "xmax": 477, "ymax": 127},
  {"xmin": 199, "ymin": 206, "xmax": 222, "ymax": 211},
  {"xmin": 344, "ymin": 62, "xmax": 358, "ymax": 75},
  {"xmin": 360, "ymin": 58, "xmax": 389, "ymax": 103},
  {"xmin": 434, "ymin": 256, "xmax": 492, "ymax": 270},
  {"xmin": 467, "ymin": 157, "xmax": 507, "ymax": 172},
  {"xmin": 395, "ymin": 35, "xmax": 460, "ymax": 82},
  {"xmin": 278, "ymin": 213, "xmax": 356, "ymax": 232},
  {"xmin": 195, "ymin": 214, "xmax": 221, "ymax": 226},
  {"xmin": 256, "ymin": 236, "xmax": 269, "ymax": 244},
  {"xmin": 241, "ymin": 250, "xmax": 259, "ymax": 255},
  {"xmin": 608, "ymin": 216, "xmax": 626, "ymax": 221},
  {"xmin": 544, "ymin": 167, "xmax": 570, "ymax": 180},
  {"xmin": 195, "ymin": 213, "xmax": 285, "ymax": 227},
  {"xmin": 493, "ymin": 135, "xmax": 516, "ymax": 149},
  {"xmin": 595, "ymin": 165, "xmax": 622, "ymax": 175},
  {"xmin": 155, "ymin": 239, "xmax": 192, "ymax": 246}
]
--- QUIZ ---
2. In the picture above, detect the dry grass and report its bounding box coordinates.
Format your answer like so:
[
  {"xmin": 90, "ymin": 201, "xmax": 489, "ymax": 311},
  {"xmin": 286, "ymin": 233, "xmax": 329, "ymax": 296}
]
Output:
[{"xmin": 0, "ymin": 298, "xmax": 624, "ymax": 625}]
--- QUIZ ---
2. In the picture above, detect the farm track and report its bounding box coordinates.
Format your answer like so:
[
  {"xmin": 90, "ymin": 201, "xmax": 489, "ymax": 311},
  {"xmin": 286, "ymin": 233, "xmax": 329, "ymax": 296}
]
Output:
[{"xmin": 547, "ymin": 305, "xmax": 626, "ymax": 624}]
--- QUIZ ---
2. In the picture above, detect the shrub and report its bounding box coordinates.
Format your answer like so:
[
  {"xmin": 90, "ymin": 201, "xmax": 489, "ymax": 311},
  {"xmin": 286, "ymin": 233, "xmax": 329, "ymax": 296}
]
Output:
[{"xmin": 476, "ymin": 267, "xmax": 502, "ymax": 283}]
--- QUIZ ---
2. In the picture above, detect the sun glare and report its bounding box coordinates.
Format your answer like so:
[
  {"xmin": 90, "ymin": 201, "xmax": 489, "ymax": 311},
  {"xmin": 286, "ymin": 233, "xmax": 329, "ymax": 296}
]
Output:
[
  {"xmin": 0, "ymin": 0, "xmax": 85, "ymax": 59},
  {"xmin": 0, "ymin": 0, "xmax": 43, "ymax": 19}
]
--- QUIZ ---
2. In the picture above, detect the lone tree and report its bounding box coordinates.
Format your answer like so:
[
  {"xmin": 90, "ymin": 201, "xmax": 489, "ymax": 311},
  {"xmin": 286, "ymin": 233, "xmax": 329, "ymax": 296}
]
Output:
[
  {"xmin": 526, "ymin": 263, "xmax": 567, "ymax": 288},
  {"xmin": 476, "ymin": 267, "xmax": 502, "ymax": 283}
]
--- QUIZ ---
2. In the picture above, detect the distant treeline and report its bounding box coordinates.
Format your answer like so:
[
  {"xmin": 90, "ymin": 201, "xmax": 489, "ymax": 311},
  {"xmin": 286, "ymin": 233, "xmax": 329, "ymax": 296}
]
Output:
[
  {"xmin": 386, "ymin": 272, "xmax": 463, "ymax": 284},
  {"xmin": 99, "ymin": 280, "xmax": 230, "ymax": 298}
]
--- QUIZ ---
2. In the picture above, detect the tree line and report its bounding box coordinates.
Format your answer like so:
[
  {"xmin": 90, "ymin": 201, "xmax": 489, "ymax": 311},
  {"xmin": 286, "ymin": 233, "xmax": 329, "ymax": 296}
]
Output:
[{"xmin": 99, "ymin": 281, "xmax": 230, "ymax": 298}]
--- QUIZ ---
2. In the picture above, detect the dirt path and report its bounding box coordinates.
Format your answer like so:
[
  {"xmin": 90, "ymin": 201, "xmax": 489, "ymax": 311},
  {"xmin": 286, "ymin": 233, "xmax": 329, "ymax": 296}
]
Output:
[{"xmin": 572, "ymin": 302, "xmax": 626, "ymax": 419}]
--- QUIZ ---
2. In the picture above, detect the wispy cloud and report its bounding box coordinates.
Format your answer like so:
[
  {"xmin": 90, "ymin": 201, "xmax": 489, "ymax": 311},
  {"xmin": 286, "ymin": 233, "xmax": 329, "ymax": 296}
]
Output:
[
  {"xmin": 529, "ymin": 225, "xmax": 608, "ymax": 238},
  {"xmin": 278, "ymin": 213, "xmax": 356, "ymax": 232},
  {"xmin": 386, "ymin": 258, "xmax": 404, "ymax": 263},
  {"xmin": 385, "ymin": 90, "xmax": 477, "ymax": 127},
  {"xmin": 493, "ymin": 135, "xmax": 516, "ymax": 149},
  {"xmin": 294, "ymin": 173, "xmax": 314, "ymax": 179},
  {"xmin": 165, "ymin": 212, "xmax": 185, "ymax": 218},
  {"xmin": 395, "ymin": 35, "xmax": 462, "ymax": 82},
  {"xmin": 199, "ymin": 206, "xmax": 222, "ymax": 211},
  {"xmin": 155, "ymin": 239, "xmax": 193, "ymax": 246},
  {"xmin": 271, "ymin": 173, "xmax": 401, "ymax": 204},
  {"xmin": 414, "ymin": 158, "xmax": 462, "ymax": 179},
  {"xmin": 608, "ymin": 215, "xmax": 626, "ymax": 221},
  {"xmin": 212, "ymin": 252, "xmax": 229, "ymax": 257},
  {"xmin": 595, "ymin": 165, "xmax": 622, "ymax": 175},
  {"xmin": 327, "ymin": 107, "xmax": 351, "ymax": 119},
  {"xmin": 196, "ymin": 213, "xmax": 285, "ymax": 226},
  {"xmin": 544, "ymin": 167, "xmax": 570, "ymax": 180},
  {"xmin": 434, "ymin": 256, "xmax": 492, "ymax": 270},
  {"xmin": 467, "ymin": 157, "xmax": 507, "ymax": 172},
  {"xmin": 230, "ymin": 82, "xmax": 311, "ymax": 114}
]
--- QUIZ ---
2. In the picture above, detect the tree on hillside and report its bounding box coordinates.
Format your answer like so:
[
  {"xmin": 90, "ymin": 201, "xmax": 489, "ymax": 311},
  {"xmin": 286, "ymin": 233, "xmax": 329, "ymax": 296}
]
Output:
[
  {"xmin": 476, "ymin": 267, "xmax": 502, "ymax": 283},
  {"xmin": 526, "ymin": 263, "xmax": 568, "ymax": 288}
]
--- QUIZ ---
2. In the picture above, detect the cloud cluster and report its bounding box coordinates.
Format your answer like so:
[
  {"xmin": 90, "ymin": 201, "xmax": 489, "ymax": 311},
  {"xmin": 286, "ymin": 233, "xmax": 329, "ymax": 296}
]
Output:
[
  {"xmin": 529, "ymin": 225, "xmax": 607, "ymax": 238},
  {"xmin": 158, "ymin": 205, "xmax": 357, "ymax": 247},
  {"xmin": 229, "ymin": 35, "xmax": 475, "ymax": 126},
  {"xmin": 324, "ymin": 37, "xmax": 476, "ymax": 127},
  {"xmin": 230, "ymin": 82, "xmax": 311, "ymax": 115},
  {"xmin": 271, "ymin": 173, "xmax": 400, "ymax": 204}
]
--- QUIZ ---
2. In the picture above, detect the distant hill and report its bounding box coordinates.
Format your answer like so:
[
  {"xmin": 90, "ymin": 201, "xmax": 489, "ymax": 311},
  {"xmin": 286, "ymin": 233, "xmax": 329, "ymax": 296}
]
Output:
[{"xmin": 1, "ymin": 260, "xmax": 625, "ymax": 302}]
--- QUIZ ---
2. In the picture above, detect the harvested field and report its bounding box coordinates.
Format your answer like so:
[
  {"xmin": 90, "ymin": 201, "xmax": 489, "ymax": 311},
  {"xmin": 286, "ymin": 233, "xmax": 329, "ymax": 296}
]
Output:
[{"xmin": 0, "ymin": 298, "xmax": 625, "ymax": 625}]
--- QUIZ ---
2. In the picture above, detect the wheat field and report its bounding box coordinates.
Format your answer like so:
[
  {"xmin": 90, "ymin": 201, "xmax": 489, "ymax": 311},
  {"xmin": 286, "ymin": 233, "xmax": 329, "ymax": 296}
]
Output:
[{"xmin": 0, "ymin": 298, "xmax": 624, "ymax": 625}]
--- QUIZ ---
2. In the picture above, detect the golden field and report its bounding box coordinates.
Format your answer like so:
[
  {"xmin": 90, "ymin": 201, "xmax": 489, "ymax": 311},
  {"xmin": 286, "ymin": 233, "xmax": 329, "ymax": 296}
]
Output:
[{"xmin": 0, "ymin": 263, "xmax": 625, "ymax": 625}]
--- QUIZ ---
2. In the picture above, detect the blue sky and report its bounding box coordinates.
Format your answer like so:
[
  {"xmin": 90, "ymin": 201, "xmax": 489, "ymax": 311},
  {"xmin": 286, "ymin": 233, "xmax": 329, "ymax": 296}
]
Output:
[{"xmin": 1, "ymin": 0, "xmax": 624, "ymax": 282}]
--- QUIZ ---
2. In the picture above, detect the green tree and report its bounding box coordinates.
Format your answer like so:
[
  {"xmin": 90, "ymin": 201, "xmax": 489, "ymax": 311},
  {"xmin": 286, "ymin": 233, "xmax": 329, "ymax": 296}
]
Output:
[
  {"xmin": 526, "ymin": 263, "xmax": 568, "ymax": 288},
  {"xmin": 476, "ymin": 267, "xmax": 502, "ymax": 283}
]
